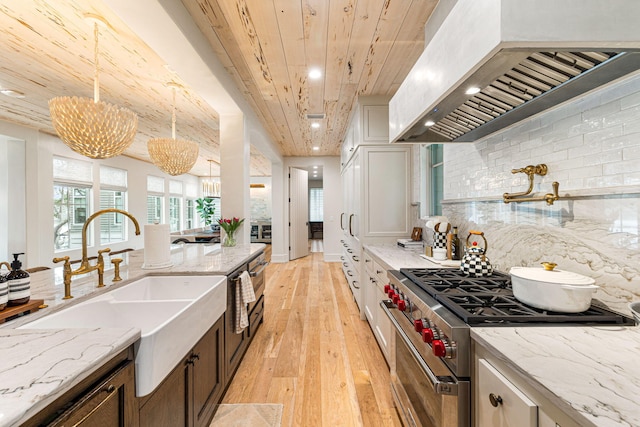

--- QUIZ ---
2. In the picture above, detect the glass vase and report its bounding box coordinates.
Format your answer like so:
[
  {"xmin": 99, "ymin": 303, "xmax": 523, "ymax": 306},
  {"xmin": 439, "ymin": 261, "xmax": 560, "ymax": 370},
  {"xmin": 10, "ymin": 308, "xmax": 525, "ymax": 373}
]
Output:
[{"xmin": 222, "ymin": 232, "xmax": 237, "ymax": 247}]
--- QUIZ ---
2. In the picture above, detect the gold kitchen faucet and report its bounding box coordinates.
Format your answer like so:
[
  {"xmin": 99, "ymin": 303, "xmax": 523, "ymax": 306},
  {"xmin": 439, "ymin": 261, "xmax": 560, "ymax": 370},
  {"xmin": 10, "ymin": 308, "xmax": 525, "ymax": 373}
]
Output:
[{"xmin": 53, "ymin": 209, "xmax": 140, "ymax": 299}]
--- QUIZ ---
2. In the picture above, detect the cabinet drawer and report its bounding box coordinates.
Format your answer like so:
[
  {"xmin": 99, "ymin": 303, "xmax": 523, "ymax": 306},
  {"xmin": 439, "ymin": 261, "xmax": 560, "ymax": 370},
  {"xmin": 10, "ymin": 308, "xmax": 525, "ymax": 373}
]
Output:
[
  {"xmin": 249, "ymin": 295, "xmax": 264, "ymax": 338},
  {"xmin": 363, "ymin": 252, "xmax": 374, "ymax": 275},
  {"xmin": 477, "ymin": 358, "xmax": 537, "ymax": 427},
  {"xmin": 373, "ymin": 261, "xmax": 388, "ymax": 291}
]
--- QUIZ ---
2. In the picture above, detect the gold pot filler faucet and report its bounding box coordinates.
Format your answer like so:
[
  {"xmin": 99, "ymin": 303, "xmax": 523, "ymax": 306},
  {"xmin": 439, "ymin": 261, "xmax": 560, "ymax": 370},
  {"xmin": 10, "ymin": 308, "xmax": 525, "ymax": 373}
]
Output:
[{"xmin": 53, "ymin": 209, "xmax": 141, "ymax": 299}]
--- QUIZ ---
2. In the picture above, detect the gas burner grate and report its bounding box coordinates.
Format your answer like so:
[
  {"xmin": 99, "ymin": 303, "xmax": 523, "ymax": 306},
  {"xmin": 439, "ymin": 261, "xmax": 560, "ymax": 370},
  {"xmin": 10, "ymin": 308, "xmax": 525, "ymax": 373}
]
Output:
[
  {"xmin": 438, "ymin": 293, "xmax": 635, "ymax": 325},
  {"xmin": 398, "ymin": 268, "xmax": 634, "ymax": 325},
  {"xmin": 400, "ymin": 268, "xmax": 511, "ymax": 297}
]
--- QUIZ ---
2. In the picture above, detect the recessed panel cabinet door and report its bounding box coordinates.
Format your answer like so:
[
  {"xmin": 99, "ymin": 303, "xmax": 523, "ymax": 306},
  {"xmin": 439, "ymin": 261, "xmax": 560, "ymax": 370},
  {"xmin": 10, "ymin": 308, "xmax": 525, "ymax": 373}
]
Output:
[{"xmin": 477, "ymin": 358, "xmax": 537, "ymax": 427}]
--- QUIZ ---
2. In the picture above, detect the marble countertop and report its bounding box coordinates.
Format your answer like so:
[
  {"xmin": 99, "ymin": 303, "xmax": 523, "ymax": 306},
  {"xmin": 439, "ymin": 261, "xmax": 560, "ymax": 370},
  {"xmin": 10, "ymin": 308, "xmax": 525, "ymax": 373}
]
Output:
[
  {"xmin": 472, "ymin": 326, "xmax": 640, "ymax": 427},
  {"xmin": 0, "ymin": 243, "xmax": 265, "ymax": 426},
  {"xmin": 364, "ymin": 243, "xmax": 436, "ymax": 270},
  {"xmin": 365, "ymin": 243, "xmax": 640, "ymax": 427}
]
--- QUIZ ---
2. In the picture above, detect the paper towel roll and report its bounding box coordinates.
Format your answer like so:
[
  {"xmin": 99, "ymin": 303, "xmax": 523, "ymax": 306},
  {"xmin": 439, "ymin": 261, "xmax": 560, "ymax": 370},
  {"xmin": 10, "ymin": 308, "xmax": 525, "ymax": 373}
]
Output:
[{"xmin": 142, "ymin": 224, "xmax": 172, "ymax": 269}]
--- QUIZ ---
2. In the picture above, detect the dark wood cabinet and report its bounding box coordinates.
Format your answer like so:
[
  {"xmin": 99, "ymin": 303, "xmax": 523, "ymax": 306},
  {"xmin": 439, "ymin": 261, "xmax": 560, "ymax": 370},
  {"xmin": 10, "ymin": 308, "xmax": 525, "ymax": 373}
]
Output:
[
  {"xmin": 192, "ymin": 314, "xmax": 225, "ymax": 427},
  {"xmin": 138, "ymin": 315, "xmax": 224, "ymax": 427},
  {"xmin": 225, "ymin": 252, "xmax": 266, "ymax": 381},
  {"xmin": 25, "ymin": 347, "xmax": 137, "ymax": 427}
]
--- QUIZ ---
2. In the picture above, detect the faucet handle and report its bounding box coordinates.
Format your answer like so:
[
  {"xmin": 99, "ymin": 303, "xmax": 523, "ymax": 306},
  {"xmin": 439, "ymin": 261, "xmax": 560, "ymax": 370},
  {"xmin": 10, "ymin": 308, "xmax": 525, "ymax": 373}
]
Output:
[
  {"xmin": 53, "ymin": 256, "xmax": 70, "ymax": 265},
  {"xmin": 98, "ymin": 248, "xmax": 111, "ymax": 256}
]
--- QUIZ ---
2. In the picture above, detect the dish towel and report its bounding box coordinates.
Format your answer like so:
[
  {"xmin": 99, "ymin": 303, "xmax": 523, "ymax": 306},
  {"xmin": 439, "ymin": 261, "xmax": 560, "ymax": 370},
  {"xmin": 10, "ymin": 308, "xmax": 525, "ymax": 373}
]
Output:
[{"xmin": 235, "ymin": 270, "xmax": 256, "ymax": 333}]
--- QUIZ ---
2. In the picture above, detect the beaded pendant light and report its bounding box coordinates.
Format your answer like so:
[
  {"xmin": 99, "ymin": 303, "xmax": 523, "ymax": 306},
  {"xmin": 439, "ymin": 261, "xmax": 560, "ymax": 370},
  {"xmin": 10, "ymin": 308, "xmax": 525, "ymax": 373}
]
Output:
[
  {"xmin": 147, "ymin": 83, "xmax": 199, "ymax": 176},
  {"xmin": 49, "ymin": 14, "xmax": 138, "ymax": 159}
]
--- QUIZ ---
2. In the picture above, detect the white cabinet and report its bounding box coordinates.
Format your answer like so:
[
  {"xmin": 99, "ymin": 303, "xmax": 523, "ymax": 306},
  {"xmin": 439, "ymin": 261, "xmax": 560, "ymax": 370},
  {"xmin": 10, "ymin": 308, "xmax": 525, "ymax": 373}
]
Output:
[
  {"xmin": 340, "ymin": 96, "xmax": 411, "ymax": 319},
  {"xmin": 341, "ymin": 144, "xmax": 411, "ymax": 316},
  {"xmin": 362, "ymin": 105, "xmax": 389, "ymax": 142},
  {"xmin": 474, "ymin": 343, "xmax": 578, "ymax": 427},
  {"xmin": 341, "ymin": 95, "xmax": 392, "ymax": 170},
  {"xmin": 477, "ymin": 358, "xmax": 537, "ymax": 427},
  {"xmin": 363, "ymin": 249, "xmax": 392, "ymax": 365}
]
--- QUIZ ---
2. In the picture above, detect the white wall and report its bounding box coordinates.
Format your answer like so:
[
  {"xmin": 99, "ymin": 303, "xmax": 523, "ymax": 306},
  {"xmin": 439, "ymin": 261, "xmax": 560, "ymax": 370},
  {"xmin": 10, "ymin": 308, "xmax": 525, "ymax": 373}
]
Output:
[
  {"xmin": 277, "ymin": 157, "xmax": 342, "ymax": 263},
  {"xmin": 441, "ymin": 70, "xmax": 640, "ymax": 314},
  {"xmin": 0, "ymin": 137, "xmax": 26, "ymax": 263},
  {"xmin": 250, "ymin": 176, "xmax": 272, "ymax": 221}
]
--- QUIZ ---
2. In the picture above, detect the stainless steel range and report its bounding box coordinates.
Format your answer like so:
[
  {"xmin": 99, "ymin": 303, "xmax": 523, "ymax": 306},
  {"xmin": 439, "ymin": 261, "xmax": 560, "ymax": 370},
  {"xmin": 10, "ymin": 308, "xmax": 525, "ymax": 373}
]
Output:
[{"xmin": 381, "ymin": 268, "xmax": 633, "ymax": 427}]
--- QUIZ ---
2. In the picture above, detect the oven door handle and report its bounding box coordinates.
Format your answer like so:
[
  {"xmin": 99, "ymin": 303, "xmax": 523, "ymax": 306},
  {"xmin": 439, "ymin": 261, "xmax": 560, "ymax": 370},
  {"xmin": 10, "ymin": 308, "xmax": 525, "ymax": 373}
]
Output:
[
  {"xmin": 250, "ymin": 261, "xmax": 268, "ymax": 277},
  {"xmin": 380, "ymin": 301, "xmax": 459, "ymax": 396}
]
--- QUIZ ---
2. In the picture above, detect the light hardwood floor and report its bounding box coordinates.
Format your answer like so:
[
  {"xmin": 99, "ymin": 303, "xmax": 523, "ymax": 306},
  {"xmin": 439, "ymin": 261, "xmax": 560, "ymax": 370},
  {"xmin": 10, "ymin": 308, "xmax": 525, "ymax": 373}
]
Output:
[{"xmin": 222, "ymin": 249, "xmax": 402, "ymax": 427}]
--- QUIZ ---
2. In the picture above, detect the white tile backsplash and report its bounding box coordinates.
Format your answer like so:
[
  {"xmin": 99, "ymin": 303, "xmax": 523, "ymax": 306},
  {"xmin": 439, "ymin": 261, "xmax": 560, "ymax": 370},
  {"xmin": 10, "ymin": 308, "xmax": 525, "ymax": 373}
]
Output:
[{"xmin": 442, "ymin": 71, "xmax": 640, "ymax": 314}]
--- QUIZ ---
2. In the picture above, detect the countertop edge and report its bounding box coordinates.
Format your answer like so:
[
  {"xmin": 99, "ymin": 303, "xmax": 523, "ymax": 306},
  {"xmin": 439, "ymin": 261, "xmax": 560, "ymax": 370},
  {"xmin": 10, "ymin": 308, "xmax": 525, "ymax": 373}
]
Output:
[{"xmin": 2, "ymin": 327, "xmax": 140, "ymax": 427}]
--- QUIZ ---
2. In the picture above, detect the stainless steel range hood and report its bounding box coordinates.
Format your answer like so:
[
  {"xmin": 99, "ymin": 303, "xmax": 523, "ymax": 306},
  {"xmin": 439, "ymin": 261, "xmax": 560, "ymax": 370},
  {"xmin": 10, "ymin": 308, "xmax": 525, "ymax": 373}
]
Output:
[{"xmin": 389, "ymin": 0, "xmax": 640, "ymax": 144}]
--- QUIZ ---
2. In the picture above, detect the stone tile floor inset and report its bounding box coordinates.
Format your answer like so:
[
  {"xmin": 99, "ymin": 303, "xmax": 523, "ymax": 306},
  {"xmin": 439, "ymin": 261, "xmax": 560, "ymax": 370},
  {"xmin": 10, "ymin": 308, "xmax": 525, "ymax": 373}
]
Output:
[{"xmin": 209, "ymin": 403, "xmax": 283, "ymax": 427}]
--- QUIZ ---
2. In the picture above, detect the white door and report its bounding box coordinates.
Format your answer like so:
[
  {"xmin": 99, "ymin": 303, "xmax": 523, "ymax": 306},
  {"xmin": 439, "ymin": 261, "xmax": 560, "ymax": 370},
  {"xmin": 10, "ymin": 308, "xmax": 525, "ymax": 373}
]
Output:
[{"xmin": 289, "ymin": 167, "xmax": 309, "ymax": 260}]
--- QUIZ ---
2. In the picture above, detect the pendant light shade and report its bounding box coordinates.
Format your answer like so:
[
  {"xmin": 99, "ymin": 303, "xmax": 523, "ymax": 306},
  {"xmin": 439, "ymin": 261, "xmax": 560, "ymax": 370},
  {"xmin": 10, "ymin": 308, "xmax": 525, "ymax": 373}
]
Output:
[
  {"xmin": 49, "ymin": 15, "xmax": 138, "ymax": 159},
  {"xmin": 147, "ymin": 83, "xmax": 199, "ymax": 176}
]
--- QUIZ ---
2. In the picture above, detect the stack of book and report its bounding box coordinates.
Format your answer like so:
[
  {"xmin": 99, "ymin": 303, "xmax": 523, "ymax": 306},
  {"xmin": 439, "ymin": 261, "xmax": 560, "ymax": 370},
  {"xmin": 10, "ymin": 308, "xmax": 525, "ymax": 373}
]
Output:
[{"xmin": 397, "ymin": 239, "xmax": 423, "ymax": 250}]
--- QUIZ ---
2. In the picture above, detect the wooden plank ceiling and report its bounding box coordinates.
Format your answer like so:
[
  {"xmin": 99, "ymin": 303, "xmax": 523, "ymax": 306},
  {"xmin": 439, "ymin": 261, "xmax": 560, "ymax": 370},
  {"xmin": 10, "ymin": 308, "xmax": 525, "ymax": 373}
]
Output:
[
  {"xmin": 0, "ymin": 0, "xmax": 437, "ymax": 176},
  {"xmin": 183, "ymin": 0, "xmax": 437, "ymax": 157}
]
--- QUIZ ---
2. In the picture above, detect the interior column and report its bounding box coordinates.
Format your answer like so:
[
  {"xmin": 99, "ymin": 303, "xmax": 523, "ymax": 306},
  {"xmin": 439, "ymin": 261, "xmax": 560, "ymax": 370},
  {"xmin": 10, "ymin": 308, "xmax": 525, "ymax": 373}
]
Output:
[{"xmin": 219, "ymin": 113, "xmax": 250, "ymax": 244}]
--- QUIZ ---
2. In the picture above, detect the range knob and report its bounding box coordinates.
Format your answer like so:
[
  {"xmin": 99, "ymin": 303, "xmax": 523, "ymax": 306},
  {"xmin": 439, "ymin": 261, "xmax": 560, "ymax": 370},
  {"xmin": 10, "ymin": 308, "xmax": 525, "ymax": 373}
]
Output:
[
  {"xmin": 392, "ymin": 294, "xmax": 401, "ymax": 305},
  {"xmin": 414, "ymin": 319, "xmax": 426, "ymax": 332},
  {"xmin": 432, "ymin": 339, "xmax": 455, "ymax": 358},
  {"xmin": 384, "ymin": 284, "xmax": 391, "ymax": 294},
  {"xmin": 422, "ymin": 328, "xmax": 436, "ymax": 344},
  {"xmin": 397, "ymin": 299, "xmax": 407, "ymax": 311}
]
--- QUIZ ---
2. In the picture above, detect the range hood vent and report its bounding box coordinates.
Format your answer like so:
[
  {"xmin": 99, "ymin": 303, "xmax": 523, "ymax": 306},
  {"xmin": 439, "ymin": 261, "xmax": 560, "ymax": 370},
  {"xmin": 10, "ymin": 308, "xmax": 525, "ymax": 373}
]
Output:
[
  {"xmin": 400, "ymin": 51, "xmax": 640, "ymax": 143},
  {"xmin": 389, "ymin": 0, "xmax": 640, "ymax": 144}
]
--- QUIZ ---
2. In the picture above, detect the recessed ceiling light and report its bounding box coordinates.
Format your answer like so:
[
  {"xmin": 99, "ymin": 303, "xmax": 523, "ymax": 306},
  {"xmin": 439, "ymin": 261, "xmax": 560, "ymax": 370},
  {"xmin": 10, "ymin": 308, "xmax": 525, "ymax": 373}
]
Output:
[
  {"xmin": 465, "ymin": 86, "xmax": 481, "ymax": 95},
  {"xmin": 424, "ymin": 120, "xmax": 435, "ymax": 127},
  {"xmin": 0, "ymin": 89, "xmax": 25, "ymax": 98},
  {"xmin": 308, "ymin": 68, "xmax": 322, "ymax": 80},
  {"xmin": 313, "ymin": 165, "xmax": 318, "ymax": 169},
  {"xmin": 311, "ymin": 122, "xmax": 320, "ymax": 129},
  {"xmin": 312, "ymin": 146, "xmax": 319, "ymax": 151}
]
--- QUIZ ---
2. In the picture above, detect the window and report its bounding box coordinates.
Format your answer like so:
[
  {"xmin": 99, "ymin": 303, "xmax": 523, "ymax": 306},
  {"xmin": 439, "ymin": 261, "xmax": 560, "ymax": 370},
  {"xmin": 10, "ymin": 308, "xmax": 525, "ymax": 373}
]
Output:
[
  {"xmin": 186, "ymin": 199, "xmax": 195, "ymax": 229},
  {"xmin": 147, "ymin": 176, "xmax": 165, "ymax": 224},
  {"xmin": 100, "ymin": 166, "xmax": 127, "ymax": 244},
  {"xmin": 185, "ymin": 182, "xmax": 197, "ymax": 230},
  {"xmin": 169, "ymin": 197, "xmax": 182, "ymax": 231},
  {"xmin": 430, "ymin": 144, "xmax": 444, "ymax": 216},
  {"xmin": 169, "ymin": 180, "xmax": 183, "ymax": 232},
  {"xmin": 147, "ymin": 196, "xmax": 163, "ymax": 224},
  {"xmin": 53, "ymin": 185, "xmax": 90, "ymax": 250},
  {"xmin": 53, "ymin": 156, "xmax": 92, "ymax": 251},
  {"xmin": 309, "ymin": 188, "xmax": 323, "ymax": 222}
]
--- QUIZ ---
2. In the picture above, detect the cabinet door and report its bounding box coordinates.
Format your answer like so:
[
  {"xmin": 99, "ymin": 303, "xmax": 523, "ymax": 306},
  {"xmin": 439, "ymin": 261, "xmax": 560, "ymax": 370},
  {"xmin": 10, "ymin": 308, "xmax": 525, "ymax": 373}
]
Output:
[
  {"xmin": 192, "ymin": 316, "xmax": 225, "ymax": 427},
  {"xmin": 48, "ymin": 361, "xmax": 137, "ymax": 427},
  {"xmin": 375, "ymin": 285, "xmax": 392, "ymax": 364},
  {"xmin": 225, "ymin": 285, "xmax": 249, "ymax": 379},
  {"xmin": 139, "ymin": 356, "xmax": 189, "ymax": 427},
  {"xmin": 477, "ymin": 359, "xmax": 537, "ymax": 427},
  {"xmin": 362, "ymin": 146, "xmax": 410, "ymax": 237},
  {"xmin": 363, "ymin": 105, "xmax": 389, "ymax": 142}
]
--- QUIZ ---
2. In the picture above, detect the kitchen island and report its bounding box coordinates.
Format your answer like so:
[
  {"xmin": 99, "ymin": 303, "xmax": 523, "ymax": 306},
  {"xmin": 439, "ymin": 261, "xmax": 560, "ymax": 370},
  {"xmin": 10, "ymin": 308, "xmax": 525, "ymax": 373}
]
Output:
[
  {"xmin": 365, "ymin": 243, "xmax": 640, "ymax": 427},
  {"xmin": 0, "ymin": 243, "xmax": 265, "ymax": 427}
]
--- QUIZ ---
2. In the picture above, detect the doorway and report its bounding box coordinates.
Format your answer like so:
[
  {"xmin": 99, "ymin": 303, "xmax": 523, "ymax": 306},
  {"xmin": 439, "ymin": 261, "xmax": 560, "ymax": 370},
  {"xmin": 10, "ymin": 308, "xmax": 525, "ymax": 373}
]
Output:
[{"xmin": 308, "ymin": 169, "xmax": 323, "ymax": 253}]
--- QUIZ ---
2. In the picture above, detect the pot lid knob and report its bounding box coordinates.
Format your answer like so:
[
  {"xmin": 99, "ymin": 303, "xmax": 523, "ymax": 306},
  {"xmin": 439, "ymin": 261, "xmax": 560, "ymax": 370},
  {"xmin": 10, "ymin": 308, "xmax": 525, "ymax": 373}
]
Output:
[{"xmin": 541, "ymin": 262, "xmax": 557, "ymax": 271}]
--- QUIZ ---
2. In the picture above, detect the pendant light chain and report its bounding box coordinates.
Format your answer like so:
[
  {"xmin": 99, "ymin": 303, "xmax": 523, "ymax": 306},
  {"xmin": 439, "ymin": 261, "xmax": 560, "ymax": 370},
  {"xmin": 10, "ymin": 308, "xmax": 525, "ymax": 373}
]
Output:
[
  {"xmin": 93, "ymin": 22, "xmax": 100, "ymax": 103},
  {"xmin": 171, "ymin": 86, "xmax": 176, "ymax": 139}
]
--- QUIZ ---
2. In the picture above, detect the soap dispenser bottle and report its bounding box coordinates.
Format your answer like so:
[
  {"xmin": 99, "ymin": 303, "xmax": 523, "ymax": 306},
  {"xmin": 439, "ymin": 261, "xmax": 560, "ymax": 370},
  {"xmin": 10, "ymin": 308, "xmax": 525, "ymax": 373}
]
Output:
[
  {"xmin": 0, "ymin": 262, "xmax": 9, "ymax": 310},
  {"xmin": 7, "ymin": 253, "xmax": 30, "ymax": 305}
]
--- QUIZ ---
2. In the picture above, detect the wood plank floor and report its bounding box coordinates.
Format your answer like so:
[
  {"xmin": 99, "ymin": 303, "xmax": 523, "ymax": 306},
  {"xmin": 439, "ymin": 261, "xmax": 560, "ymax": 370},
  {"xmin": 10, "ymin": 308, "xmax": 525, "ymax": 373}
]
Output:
[{"xmin": 222, "ymin": 249, "xmax": 402, "ymax": 427}]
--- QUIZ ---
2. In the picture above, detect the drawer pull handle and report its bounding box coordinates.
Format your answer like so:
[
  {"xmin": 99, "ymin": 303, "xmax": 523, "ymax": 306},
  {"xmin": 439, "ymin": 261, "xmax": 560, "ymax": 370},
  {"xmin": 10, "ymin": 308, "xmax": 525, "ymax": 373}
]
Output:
[
  {"xmin": 105, "ymin": 384, "xmax": 116, "ymax": 393},
  {"xmin": 489, "ymin": 393, "xmax": 503, "ymax": 407}
]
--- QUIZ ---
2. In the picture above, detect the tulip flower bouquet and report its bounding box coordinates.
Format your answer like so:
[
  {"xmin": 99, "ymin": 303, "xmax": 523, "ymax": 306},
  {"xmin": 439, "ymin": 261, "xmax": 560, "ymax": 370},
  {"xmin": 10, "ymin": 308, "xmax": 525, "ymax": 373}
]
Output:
[{"xmin": 218, "ymin": 217, "xmax": 244, "ymax": 247}]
